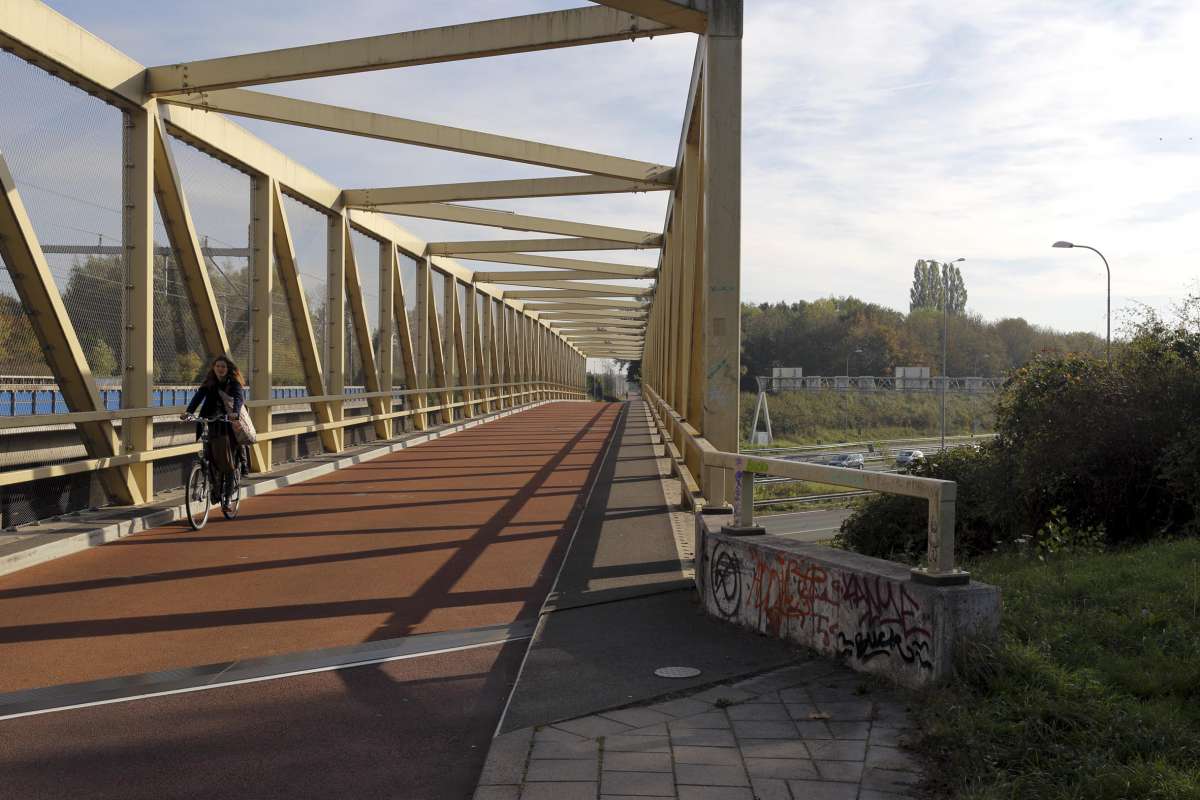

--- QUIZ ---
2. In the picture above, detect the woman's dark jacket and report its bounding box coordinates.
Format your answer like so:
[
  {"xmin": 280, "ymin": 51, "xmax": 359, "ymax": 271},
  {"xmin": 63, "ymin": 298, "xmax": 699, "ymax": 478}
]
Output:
[{"xmin": 186, "ymin": 378, "xmax": 244, "ymax": 440}]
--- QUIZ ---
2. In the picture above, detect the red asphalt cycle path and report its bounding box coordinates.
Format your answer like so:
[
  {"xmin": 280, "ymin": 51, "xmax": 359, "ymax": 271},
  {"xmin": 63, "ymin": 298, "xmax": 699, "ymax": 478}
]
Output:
[{"xmin": 0, "ymin": 401, "xmax": 621, "ymax": 799}]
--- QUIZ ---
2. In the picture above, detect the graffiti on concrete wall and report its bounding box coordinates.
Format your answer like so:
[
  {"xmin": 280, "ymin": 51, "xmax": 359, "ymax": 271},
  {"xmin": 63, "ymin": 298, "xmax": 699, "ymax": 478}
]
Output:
[
  {"xmin": 708, "ymin": 544, "xmax": 933, "ymax": 672},
  {"xmin": 709, "ymin": 543, "xmax": 742, "ymax": 618}
]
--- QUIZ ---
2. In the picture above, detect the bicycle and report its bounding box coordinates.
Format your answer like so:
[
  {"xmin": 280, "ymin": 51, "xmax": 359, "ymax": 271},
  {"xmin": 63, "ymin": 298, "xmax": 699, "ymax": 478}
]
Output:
[{"xmin": 183, "ymin": 414, "xmax": 242, "ymax": 530}]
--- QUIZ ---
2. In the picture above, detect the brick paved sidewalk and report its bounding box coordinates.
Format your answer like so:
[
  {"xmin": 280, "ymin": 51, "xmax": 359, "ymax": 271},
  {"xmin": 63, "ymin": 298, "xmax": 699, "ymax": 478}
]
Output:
[{"xmin": 475, "ymin": 660, "xmax": 923, "ymax": 800}]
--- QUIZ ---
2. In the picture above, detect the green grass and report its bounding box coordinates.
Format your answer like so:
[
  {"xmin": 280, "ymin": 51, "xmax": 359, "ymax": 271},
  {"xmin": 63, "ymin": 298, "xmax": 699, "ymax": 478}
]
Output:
[
  {"xmin": 915, "ymin": 539, "xmax": 1200, "ymax": 799},
  {"xmin": 753, "ymin": 477, "xmax": 867, "ymax": 513},
  {"xmin": 740, "ymin": 390, "xmax": 997, "ymax": 447}
]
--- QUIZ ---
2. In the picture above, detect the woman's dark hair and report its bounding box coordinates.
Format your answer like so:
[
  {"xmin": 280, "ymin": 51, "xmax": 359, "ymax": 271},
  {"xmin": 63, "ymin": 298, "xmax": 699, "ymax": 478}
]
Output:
[{"xmin": 201, "ymin": 355, "xmax": 245, "ymax": 387}]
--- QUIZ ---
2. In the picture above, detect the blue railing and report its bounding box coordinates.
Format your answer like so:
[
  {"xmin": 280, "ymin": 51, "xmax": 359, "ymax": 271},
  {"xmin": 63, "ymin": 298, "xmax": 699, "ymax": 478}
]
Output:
[{"xmin": 0, "ymin": 384, "xmax": 372, "ymax": 417}]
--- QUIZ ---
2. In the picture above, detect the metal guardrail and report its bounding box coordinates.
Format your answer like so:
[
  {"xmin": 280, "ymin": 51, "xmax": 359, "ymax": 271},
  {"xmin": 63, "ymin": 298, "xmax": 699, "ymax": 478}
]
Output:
[
  {"xmin": 0, "ymin": 382, "xmax": 359, "ymax": 417},
  {"xmin": 642, "ymin": 383, "xmax": 968, "ymax": 585},
  {"xmin": 744, "ymin": 432, "xmax": 996, "ymax": 456},
  {"xmin": 756, "ymin": 375, "xmax": 1004, "ymax": 393},
  {"xmin": 754, "ymin": 490, "xmax": 873, "ymax": 507}
]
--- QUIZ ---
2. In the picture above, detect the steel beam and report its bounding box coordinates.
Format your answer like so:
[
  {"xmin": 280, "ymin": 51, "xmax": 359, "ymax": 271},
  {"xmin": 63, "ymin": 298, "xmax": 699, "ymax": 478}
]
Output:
[
  {"xmin": 146, "ymin": 7, "xmax": 681, "ymax": 95},
  {"xmin": 429, "ymin": 238, "xmax": 659, "ymax": 255},
  {"xmin": 501, "ymin": 286, "xmax": 651, "ymax": 298},
  {"xmin": 0, "ymin": 152, "xmax": 139, "ymax": 503},
  {"xmin": 122, "ymin": 104, "xmax": 155, "ymax": 502},
  {"xmin": 326, "ymin": 214, "xmax": 347, "ymax": 450},
  {"xmin": 475, "ymin": 268, "xmax": 655, "ymax": 282},
  {"xmin": 534, "ymin": 310, "xmax": 648, "ymax": 320},
  {"xmin": 249, "ymin": 175, "xmax": 273, "ymax": 471},
  {"xmin": 520, "ymin": 297, "xmax": 645, "ymax": 309},
  {"xmin": 344, "ymin": 175, "xmax": 671, "ymax": 206},
  {"xmin": 458, "ymin": 252, "xmax": 657, "ymax": 276},
  {"xmin": 700, "ymin": 0, "xmax": 743, "ymax": 502},
  {"xmin": 594, "ymin": 0, "xmax": 709, "ymax": 34},
  {"xmin": 161, "ymin": 89, "xmax": 673, "ymax": 182},
  {"xmin": 375, "ymin": 202, "xmax": 660, "ymax": 245}
]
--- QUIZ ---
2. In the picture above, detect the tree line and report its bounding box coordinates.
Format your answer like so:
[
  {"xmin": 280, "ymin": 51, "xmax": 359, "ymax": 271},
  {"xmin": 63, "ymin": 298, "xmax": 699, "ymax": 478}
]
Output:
[{"xmin": 741, "ymin": 296, "xmax": 1105, "ymax": 390}]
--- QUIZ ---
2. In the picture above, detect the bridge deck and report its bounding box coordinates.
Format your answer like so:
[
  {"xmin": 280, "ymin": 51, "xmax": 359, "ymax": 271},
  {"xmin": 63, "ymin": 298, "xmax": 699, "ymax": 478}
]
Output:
[
  {"xmin": 0, "ymin": 401, "xmax": 629, "ymax": 799},
  {"xmin": 0, "ymin": 401, "xmax": 618, "ymax": 693}
]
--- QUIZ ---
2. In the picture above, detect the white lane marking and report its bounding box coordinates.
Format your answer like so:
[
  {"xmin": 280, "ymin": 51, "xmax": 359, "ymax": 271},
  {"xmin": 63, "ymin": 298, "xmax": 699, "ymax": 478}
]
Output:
[{"xmin": 0, "ymin": 635, "xmax": 530, "ymax": 722}]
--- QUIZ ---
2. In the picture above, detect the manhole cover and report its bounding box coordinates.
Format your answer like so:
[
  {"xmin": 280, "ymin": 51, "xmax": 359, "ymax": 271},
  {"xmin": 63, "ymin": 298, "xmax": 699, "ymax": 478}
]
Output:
[{"xmin": 654, "ymin": 666, "xmax": 701, "ymax": 679}]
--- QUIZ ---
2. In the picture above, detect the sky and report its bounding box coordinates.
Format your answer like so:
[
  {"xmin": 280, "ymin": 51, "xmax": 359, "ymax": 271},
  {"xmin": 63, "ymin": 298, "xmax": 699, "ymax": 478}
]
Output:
[{"xmin": 21, "ymin": 0, "xmax": 1200, "ymax": 339}]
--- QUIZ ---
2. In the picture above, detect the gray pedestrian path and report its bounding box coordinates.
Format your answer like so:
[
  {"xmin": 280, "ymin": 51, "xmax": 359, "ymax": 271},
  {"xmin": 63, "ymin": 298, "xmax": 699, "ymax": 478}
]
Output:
[
  {"xmin": 476, "ymin": 660, "xmax": 924, "ymax": 799},
  {"xmin": 500, "ymin": 400, "xmax": 796, "ymax": 732}
]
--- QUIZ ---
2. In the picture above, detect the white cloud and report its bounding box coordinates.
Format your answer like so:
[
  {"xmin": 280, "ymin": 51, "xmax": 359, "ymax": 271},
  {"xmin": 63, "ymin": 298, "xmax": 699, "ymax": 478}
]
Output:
[{"xmin": 25, "ymin": 0, "xmax": 1200, "ymax": 337}]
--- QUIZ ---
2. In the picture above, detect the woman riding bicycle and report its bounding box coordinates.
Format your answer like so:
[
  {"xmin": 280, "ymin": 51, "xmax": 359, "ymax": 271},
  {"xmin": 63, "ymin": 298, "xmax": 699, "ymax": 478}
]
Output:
[{"xmin": 180, "ymin": 355, "xmax": 246, "ymax": 502}]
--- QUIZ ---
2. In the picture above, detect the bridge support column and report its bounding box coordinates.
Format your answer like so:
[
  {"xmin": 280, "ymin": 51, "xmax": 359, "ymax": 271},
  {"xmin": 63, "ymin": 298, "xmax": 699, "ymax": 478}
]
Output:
[
  {"xmin": 249, "ymin": 175, "xmax": 273, "ymax": 472},
  {"xmin": 699, "ymin": 0, "xmax": 743, "ymax": 508},
  {"xmin": 121, "ymin": 103, "xmax": 156, "ymax": 502}
]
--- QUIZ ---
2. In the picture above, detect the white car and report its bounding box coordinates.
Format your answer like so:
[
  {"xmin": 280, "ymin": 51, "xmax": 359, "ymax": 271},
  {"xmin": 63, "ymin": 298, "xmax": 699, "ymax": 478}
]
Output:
[{"xmin": 895, "ymin": 449, "xmax": 925, "ymax": 467}]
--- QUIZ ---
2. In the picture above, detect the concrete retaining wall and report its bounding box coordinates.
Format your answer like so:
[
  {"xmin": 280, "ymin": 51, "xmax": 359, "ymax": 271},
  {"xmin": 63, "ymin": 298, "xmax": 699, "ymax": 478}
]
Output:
[{"xmin": 696, "ymin": 513, "xmax": 1000, "ymax": 688}]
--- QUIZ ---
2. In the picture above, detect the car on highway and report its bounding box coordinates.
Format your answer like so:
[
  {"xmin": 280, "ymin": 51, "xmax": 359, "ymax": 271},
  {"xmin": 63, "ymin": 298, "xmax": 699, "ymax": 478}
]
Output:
[
  {"xmin": 895, "ymin": 449, "xmax": 924, "ymax": 467},
  {"xmin": 822, "ymin": 453, "xmax": 865, "ymax": 469}
]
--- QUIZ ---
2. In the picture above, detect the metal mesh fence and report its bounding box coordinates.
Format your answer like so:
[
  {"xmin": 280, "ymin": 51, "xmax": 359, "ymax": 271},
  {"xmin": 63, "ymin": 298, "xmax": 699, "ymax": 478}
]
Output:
[
  {"xmin": 0, "ymin": 251, "xmax": 54, "ymax": 378},
  {"xmin": 0, "ymin": 52, "xmax": 125, "ymax": 386},
  {"xmin": 349, "ymin": 229, "xmax": 380, "ymax": 389},
  {"xmin": 168, "ymin": 135, "xmax": 251, "ymax": 379},
  {"xmin": 152, "ymin": 204, "xmax": 207, "ymax": 385},
  {"xmin": 457, "ymin": 280, "xmax": 470, "ymax": 381},
  {"xmin": 282, "ymin": 194, "xmax": 329, "ymax": 377},
  {"xmin": 476, "ymin": 292, "xmax": 489, "ymax": 379},
  {"xmin": 271, "ymin": 254, "xmax": 305, "ymax": 386},
  {"xmin": 431, "ymin": 268, "xmax": 447, "ymax": 383},
  {"xmin": 397, "ymin": 251, "xmax": 418, "ymax": 389}
]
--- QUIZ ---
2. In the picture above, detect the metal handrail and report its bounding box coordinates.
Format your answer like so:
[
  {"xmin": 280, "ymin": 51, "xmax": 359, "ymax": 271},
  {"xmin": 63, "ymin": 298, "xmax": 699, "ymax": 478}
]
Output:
[
  {"xmin": 642, "ymin": 382, "xmax": 967, "ymax": 585},
  {"xmin": 0, "ymin": 380, "xmax": 582, "ymax": 429},
  {"xmin": 0, "ymin": 382, "xmax": 585, "ymax": 489}
]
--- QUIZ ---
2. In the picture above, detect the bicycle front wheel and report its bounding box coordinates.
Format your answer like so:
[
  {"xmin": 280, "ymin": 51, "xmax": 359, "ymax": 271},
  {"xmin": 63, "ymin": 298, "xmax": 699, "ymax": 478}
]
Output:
[{"xmin": 186, "ymin": 462, "xmax": 210, "ymax": 530}]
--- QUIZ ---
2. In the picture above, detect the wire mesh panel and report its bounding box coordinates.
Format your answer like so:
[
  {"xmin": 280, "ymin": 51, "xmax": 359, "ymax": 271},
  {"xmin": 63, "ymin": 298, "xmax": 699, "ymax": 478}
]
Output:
[
  {"xmin": 281, "ymin": 194, "xmax": 329, "ymax": 375},
  {"xmin": 493, "ymin": 297, "xmax": 505, "ymax": 381},
  {"xmin": 476, "ymin": 292, "xmax": 489, "ymax": 382},
  {"xmin": 168, "ymin": 135, "xmax": 252, "ymax": 377},
  {"xmin": 271, "ymin": 254, "xmax": 305, "ymax": 387},
  {"xmin": 343, "ymin": 293, "xmax": 362, "ymax": 388},
  {"xmin": 398, "ymin": 251, "xmax": 418, "ymax": 390},
  {"xmin": 348, "ymin": 229, "xmax": 380, "ymax": 389},
  {"xmin": 0, "ymin": 52, "xmax": 126, "ymax": 386},
  {"xmin": 457, "ymin": 280, "xmax": 470, "ymax": 382},
  {"xmin": 430, "ymin": 268, "xmax": 447, "ymax": 385},
  {"xmin": 0, "ymin": 251, "xmax": 54, "ymax": 379},
  {"xmin": 152, "ymin": 205, "xmax": 207, "ymax": 385}
]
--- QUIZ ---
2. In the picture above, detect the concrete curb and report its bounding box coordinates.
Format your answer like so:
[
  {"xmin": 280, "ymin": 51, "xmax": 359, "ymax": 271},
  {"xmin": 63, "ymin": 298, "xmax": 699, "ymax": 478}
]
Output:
[{"xmin": 0, "ymin": 400, "xmax": 565, "ymax": 577}]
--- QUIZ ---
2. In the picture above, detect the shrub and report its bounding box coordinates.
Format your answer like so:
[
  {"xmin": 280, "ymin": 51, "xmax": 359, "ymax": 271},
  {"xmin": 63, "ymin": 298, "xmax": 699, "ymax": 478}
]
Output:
[
  {"xmin": 835, "ymin": 443, "xmax": 1017, "ymax": 561},
  {"xmin": 838, "ymin": 294, "xmax": 1200, "ymax": 561}
]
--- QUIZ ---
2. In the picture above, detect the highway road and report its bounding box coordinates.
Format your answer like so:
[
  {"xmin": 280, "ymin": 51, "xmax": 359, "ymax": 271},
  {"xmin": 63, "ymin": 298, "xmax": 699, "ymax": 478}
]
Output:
[{"xmin": 759, "ymin": 507, "xmax": 854, "ymax": 542}]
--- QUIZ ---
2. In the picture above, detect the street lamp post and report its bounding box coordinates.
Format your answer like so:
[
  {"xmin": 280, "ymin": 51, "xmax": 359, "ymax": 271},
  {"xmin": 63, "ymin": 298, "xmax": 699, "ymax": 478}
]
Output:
[
  {"xmin": 940, "ymin": 258, "xmax": 965, "ymax": 454},
  {"xmin": 1052, "ymin": 241, "xmax": 1111, "ymax": 365}
]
